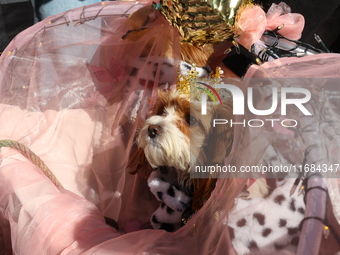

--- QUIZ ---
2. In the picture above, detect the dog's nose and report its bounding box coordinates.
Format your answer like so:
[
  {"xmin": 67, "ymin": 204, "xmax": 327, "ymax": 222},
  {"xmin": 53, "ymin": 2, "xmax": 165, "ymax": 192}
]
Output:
[{"xmin": 148, "ymin": 125, "xmax": 163, "ymax": 138}]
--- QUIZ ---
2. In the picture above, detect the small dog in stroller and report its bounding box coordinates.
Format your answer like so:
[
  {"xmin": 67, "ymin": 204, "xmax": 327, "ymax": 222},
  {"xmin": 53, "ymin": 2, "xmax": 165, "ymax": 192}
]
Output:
[{"xmin": 128, "ymin": 89, "xmax": 269, "ymax": 232}]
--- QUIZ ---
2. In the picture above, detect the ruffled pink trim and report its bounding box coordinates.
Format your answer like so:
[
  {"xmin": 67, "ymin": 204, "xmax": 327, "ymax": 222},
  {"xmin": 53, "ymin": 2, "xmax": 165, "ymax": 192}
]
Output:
[{"xmin": 237, "ymin": 2, "xmax": 305, "ymax": 50}]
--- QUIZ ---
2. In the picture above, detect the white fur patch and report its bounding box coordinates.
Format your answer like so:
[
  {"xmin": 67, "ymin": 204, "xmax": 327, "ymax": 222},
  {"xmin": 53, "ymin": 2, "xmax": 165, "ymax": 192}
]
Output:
[
  {"xmin": 151, "ymin": 206, "xmax": 183, "ymax": 225},
  {"xmin": 148, "ymin": 171, "xmax": 191, "ymax": 212},
  {"xmin": 229, "ymin": 178, "xmax": 305, "ymax": 255}
]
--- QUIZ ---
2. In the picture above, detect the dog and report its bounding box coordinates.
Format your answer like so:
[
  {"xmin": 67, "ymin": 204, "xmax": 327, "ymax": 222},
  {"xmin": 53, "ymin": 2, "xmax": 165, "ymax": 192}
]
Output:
[
  {"xmin": 128, "ymin": 89, "xmax": 270, "ymax": 232},
  {"xmin": 128, "ymin": 89, "xmax": 240, "ymax": 229}
]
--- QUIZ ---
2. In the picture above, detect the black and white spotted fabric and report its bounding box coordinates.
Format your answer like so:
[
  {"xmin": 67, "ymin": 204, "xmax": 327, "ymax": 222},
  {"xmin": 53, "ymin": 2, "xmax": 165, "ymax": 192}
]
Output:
[
  {"xmin": 228, "ymin": 178, "xmax": 305, "ymax": 255},
  {"xmin": 148, "ymin": 166, "xmax": 192, "ymax": 232},
  {"xmin": 179, "ymin": 61, "xmax": 211, "ymax": 78}
]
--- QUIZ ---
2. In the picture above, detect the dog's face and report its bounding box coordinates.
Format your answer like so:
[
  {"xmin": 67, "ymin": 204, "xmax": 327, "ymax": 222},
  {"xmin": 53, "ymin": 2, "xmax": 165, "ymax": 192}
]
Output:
[
  {"xmin": 129, "ymin": 90, "xmax": 234, "ymax": 210},
  {"xmin": 137, "ymin": 90, "xmax": 191, "ymax": 171}
]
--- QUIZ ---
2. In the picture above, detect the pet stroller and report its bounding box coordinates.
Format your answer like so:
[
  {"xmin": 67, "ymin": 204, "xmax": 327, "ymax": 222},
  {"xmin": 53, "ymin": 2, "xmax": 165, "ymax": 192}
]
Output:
[{"xmin": 0, "ymin": 1, "xmax": 339, "ymax": 254}]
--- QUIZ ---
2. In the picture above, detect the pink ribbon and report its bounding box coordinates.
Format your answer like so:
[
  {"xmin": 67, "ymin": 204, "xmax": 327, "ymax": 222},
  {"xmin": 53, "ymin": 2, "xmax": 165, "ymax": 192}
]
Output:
[{"xmin": 236, "ymin": 2, "xmax": 305, "ymax": 50}]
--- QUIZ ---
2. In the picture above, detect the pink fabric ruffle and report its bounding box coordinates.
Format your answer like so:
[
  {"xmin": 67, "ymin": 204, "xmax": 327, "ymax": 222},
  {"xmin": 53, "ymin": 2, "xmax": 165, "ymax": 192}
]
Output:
[{"xmin": 237, "ymin": 2, "xmax": 305, "ymax": 50}]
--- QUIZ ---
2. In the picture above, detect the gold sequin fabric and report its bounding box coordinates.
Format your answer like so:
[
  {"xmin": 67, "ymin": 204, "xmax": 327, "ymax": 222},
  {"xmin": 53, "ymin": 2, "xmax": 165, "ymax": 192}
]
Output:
[{"xmin": 159, "ymin": 0, "xmax": 246, "ymax": 45}]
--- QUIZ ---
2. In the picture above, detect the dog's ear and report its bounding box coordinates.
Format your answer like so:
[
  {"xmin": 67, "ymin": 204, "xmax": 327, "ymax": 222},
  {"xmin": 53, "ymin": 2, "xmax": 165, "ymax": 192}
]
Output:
[
  {"xmin": 207, "ymin": 102, "xmax": 234, "ymax": 165},
  {"xmin": 191, "ymin": 178, "xmax": 217, "ymax": 211},
  {"xmin": 191, "ymin": 102, "xmax": 234, "ymax": 211},
  {"xmin": 128, "ymin": 146, "xmax": 153, "ymax": 179}
]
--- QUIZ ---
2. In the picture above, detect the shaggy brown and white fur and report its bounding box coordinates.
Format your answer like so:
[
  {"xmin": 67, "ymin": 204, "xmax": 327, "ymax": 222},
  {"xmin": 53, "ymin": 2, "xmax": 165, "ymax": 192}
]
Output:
[{"xmin": 129, "ymin": 90, "xmax": 268, "ymax": 231}]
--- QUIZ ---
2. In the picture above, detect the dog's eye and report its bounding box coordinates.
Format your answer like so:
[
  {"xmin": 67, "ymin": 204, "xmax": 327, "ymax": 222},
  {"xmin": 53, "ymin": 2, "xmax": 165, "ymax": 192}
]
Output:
[
  {"xmin": 156, "ymin": 107, "xmax": 165, "ymax": 116},
  {"xmin": 186, "ymin": 115, "xmax": 197, "ymax": 126}
]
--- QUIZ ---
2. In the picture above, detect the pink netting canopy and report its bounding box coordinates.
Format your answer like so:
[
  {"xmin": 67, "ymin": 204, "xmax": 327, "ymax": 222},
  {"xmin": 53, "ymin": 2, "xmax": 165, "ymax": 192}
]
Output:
[{"xmin": 0, "ymin": 1, "xmax": 340, "ymax": 254}]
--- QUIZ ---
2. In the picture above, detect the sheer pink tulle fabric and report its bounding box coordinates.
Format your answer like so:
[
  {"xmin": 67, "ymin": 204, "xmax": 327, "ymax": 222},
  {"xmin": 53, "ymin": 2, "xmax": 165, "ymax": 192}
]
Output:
[
  {"xmin": 237, "ymin": 2, "xmax": 305, "ymax": 50},
  {"xmin": 0, "ymin": 2, "xmax": 241, "ymax": 254}
]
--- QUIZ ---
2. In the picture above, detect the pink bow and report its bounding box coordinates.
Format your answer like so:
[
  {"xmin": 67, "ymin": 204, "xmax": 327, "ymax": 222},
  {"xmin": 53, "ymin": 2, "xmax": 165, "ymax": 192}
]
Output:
[{"xmin": 236, "ymin": 2, "xmax": 305, "ymax": 50}]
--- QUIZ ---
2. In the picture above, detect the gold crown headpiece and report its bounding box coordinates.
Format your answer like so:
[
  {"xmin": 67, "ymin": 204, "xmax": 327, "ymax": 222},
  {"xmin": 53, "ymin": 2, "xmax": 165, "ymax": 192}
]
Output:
[{"xmin": 153, "ymin": 0, "xmax": 253, "ymax": 45}]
